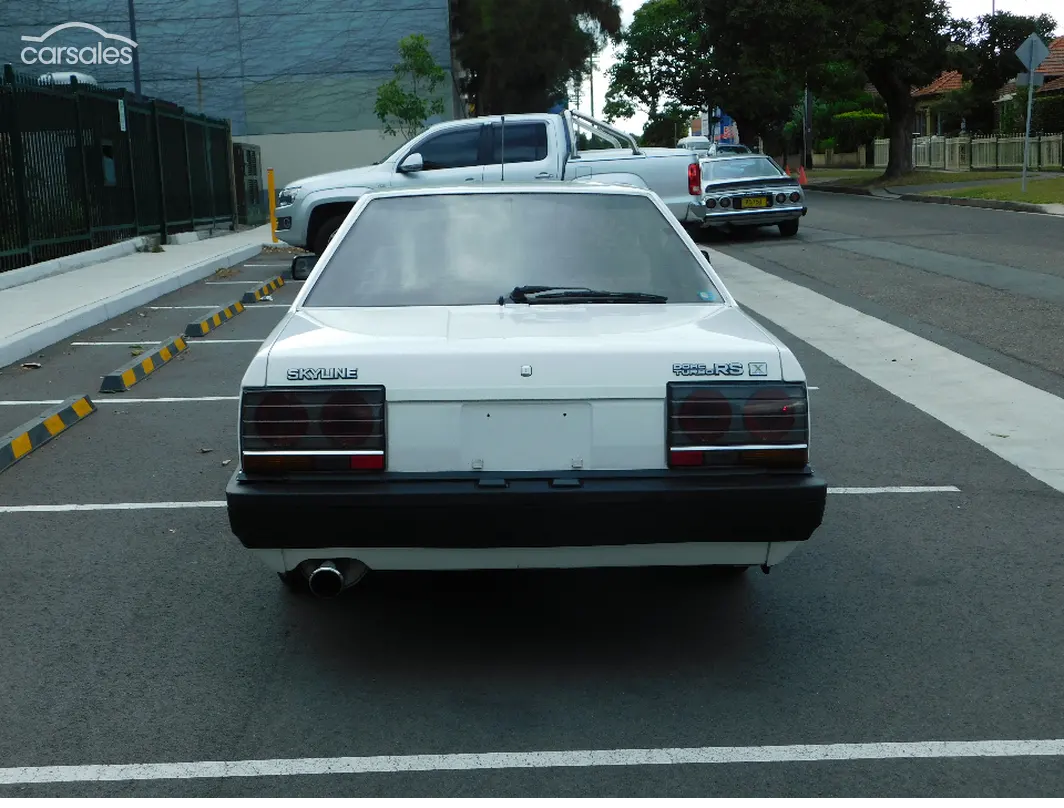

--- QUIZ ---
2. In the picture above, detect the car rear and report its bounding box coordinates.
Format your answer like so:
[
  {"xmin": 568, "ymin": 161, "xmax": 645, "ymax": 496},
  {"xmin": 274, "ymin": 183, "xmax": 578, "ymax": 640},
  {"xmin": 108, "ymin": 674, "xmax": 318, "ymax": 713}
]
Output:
[{"xmin": 225, "ymin": 184, "xmax": 827, "ymax": 583}]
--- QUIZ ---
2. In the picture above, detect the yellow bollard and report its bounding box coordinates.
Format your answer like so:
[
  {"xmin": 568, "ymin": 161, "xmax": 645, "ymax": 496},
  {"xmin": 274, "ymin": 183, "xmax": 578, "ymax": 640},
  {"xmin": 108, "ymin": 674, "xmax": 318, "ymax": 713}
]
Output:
[{"xmin": 267, "ymin": 167, "xmax": 278, "ymax": 243}]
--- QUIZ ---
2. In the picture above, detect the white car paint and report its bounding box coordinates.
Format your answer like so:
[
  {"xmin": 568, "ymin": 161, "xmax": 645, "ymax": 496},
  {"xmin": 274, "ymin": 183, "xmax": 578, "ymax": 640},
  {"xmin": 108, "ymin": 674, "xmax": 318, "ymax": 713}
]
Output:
[{"xmin": 234, "ymin": 183, "xmax": 820, "ymax": 578}]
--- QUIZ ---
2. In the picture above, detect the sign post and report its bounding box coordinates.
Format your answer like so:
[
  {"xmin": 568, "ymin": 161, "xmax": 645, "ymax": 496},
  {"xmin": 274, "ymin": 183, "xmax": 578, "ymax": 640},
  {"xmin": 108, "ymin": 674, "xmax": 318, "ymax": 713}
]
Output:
[
  {"xmin": 1015, "ymin": 33, "xmax": 1050, "ymax": 193},
  {"xmin": 267, "ymin": 167, "xmax": 278, "ymax": 243}
]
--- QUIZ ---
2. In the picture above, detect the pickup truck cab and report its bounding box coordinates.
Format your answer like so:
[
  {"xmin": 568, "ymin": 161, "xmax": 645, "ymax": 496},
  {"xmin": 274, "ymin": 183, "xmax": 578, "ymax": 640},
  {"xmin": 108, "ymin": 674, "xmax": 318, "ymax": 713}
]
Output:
[{"xmin": 273, "ymin": 110, "xmax": 709, "ymax": 255}]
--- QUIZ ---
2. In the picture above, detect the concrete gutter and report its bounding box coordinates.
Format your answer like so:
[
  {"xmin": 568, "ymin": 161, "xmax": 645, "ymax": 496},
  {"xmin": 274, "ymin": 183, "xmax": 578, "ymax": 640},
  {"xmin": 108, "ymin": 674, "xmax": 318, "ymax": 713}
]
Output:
[{"xmin": 896, "ymin": 194, "xmax": 1064, "ymax": 216}]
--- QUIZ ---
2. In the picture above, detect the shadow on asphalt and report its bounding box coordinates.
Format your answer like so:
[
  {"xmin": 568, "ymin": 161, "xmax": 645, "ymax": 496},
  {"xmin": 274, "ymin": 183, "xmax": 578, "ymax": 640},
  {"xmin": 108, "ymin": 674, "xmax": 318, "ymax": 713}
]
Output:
[
  {"xmin": 693, "ymin": 226, "xmax": 798, "ymax": 245},
  {"xmin": 276, "ymin": 566, "xmax": 764, "ymax": 673}
]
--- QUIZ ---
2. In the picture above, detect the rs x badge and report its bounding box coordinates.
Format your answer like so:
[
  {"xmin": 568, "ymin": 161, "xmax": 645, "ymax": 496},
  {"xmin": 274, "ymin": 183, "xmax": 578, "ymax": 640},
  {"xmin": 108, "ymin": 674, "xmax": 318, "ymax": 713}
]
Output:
[{"xmin": 748, "ymin": 362, "xmax": 768, "ymax": 377}]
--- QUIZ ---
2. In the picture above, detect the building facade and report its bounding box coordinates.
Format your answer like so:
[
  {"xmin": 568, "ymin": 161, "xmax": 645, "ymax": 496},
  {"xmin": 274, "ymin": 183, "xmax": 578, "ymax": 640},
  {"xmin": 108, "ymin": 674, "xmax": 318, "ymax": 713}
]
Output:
[{"xmin": 2, "ymin": 0, "xmax": 462, "ymax": 186}]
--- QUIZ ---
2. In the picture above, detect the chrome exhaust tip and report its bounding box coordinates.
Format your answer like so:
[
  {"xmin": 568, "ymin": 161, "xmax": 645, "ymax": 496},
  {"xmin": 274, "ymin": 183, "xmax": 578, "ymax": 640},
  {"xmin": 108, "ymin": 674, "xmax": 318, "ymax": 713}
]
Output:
[{"xmin": 307, "ymin": 561, "xmax": 345, "ymax": 598}]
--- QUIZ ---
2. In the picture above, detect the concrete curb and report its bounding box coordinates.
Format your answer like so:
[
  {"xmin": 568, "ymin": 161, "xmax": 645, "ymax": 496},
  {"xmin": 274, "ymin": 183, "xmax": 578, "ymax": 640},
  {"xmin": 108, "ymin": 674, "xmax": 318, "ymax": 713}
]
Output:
[
  {"xmin": 805, "ymin": 185, "xmax": 874, "ymax": 196},
  {"xmin": 0, "ymin": 395, "xmax": 97, "ymax": 474},
  {"xmin": 241, "ymin": 276, "xmax": 285, "ymax": 305},
  {"xmin": 184, "ymin": 302, "xmax": 245, "ymax": 338},
  {"xmin": 897, "ymin": 193, "xmax": 1060, "ymax": 215},
  {"xmin": 0, "ymin": 241, "xmax": 264, "ymax": 371},
  {"xmin": 99, "ymin": 335, "xmax": 189, "ymax": 393},
  {"xmin": 0, "ymin": 236, "xmax": 159, "ymax": 293}
]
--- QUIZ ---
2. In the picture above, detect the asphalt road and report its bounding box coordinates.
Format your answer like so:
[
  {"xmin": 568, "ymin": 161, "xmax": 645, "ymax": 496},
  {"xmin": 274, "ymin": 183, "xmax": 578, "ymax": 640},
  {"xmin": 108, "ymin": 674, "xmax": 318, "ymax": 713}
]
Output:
[{"xmin": 1, "ymin": 198, "xmax": 1063, "ymax": 797}]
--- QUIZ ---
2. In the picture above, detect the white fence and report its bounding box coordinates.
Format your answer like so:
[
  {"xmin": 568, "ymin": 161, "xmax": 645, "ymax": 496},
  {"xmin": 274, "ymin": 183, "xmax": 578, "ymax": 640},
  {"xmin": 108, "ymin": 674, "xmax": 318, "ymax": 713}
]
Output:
[{"xmin": 872, "ymin": 134, "xmax": 1063, "ymax": 170}]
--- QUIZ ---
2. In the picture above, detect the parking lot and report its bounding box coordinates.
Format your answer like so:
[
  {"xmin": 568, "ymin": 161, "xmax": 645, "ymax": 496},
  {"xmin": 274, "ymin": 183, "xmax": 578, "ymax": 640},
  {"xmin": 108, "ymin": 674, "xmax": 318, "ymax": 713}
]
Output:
[{"xmin": 1, "ymin": 195, "xmax": 1063, "ymax": 797}]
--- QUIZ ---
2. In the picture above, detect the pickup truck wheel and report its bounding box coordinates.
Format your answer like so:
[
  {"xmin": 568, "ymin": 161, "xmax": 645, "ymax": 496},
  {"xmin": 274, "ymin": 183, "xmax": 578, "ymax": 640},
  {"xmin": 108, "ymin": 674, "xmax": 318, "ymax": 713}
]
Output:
[
  {"xmin": 777, "ymin": 219, "xmax": 800, "ymax": 237},
  {"xmin": 312, "ymin": 215, "xmax": 345, "ymax": 257}
]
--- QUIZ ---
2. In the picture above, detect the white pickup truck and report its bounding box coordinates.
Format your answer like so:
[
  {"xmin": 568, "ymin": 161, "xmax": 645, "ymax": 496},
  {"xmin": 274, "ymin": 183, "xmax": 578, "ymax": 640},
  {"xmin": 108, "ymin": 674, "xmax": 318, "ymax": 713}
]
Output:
[{"xmin": 272, "ymin": 110, "xmax": 709, "ymax": 255}]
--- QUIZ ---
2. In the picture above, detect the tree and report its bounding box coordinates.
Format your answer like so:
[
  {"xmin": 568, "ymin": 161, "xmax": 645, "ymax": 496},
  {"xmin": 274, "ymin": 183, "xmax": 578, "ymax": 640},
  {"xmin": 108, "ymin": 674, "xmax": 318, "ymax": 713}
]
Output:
[
  {"xmin": 374, "ymin": 34, "xmax": 447, "ymax": 140},
  {"xmin": 954, "ymin": 11, "xmax": 1058, "ymax": 133},
  {"xmin": 451, "ymin": 0, "xmax": 622, "ymax": 114},
  {"xmin": 639, "ymin": 101, "xmax": 696, "ymax": 146},
  {"xmin": 683, "ymin": 0, "xmax": 964, "ymax": 177},
  {"xmin": 603, "ymin": 0, "xmax": 702, "ymax": 121}
]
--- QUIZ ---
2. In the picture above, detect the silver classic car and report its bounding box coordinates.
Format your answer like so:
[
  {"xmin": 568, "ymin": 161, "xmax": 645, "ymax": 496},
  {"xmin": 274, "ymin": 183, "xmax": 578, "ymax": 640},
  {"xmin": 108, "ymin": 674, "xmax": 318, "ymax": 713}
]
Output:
[{"xmin": 689, "ymin": 154, "xmax": 806, "ymax": 237}]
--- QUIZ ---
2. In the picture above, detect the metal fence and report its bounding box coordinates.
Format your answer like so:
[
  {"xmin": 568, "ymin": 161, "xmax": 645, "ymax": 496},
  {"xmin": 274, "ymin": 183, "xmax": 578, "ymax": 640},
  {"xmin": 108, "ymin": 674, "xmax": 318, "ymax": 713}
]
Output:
[
  {"xmin": 0, "ymin": 64, "xmax": 237, "ymax": 274},
  {"xmin": 873, "ymin": 134, "xmax": 1064, "ymax": 171}
]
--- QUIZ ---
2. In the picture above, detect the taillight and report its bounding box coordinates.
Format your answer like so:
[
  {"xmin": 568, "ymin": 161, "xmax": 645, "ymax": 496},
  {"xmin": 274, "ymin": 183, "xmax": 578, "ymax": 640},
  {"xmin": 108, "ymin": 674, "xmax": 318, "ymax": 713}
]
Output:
[
  {"xmin": 240, "ymin": 386, "xmax": 386, "ymax": 475},
  {"xmin": 688, "ymin": 163, "xmax": 701, "ymax": 195},
  {"xmin": 253, "ymin": 391, "xmax": 309, "ymax": 449},
  {"xmin": 776, "ymin": 193, "xmax": 787, "ymax": 203},
  {"xmin": 789, "ymin": 191, "xmax": 801, "ymax": 202},
  {"xmin": 666, "ymin": 382, "xmax": 809, "ymax": 470}
]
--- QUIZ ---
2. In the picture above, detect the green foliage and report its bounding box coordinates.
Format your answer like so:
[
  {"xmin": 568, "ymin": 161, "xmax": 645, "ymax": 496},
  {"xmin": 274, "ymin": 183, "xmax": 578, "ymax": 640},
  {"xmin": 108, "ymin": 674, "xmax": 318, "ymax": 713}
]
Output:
[
  {"xmin": 450, "ymin": 0, "xmax": 622, "ymax": 114},
  {"xmin": 603, "ymin": 0, "xmax": 710, "ymax": 122},
  {"xmin": 1033, "ymin": 95, "xmax": 1064, "ymax": 135},
  {"xmin": 954, "ymin": 11, "xmax": 1058, "ymax": 133},
  {"xmin": 831, "ymin": 110, "xmax": 886, "ymax": 150},
  {"xmin": 374, "ymin": 34, "xmax": 446, "ymax": 140},
  {"xmin": 639, "ymin": 102, "xmax": 695, "ymax": 146},
  {"xmin": 1006, "ymin": 94, "xmax": 1064, "ymax": 136},
  {"xmin": 929, "ymin": 84, "xmax": 979, "ymax": 134}
]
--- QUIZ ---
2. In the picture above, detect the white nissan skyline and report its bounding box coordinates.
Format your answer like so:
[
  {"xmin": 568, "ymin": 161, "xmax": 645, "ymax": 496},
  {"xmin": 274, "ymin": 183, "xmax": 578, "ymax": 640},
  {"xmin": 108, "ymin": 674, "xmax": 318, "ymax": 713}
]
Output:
[{"xmin": 226, "ymin": 182, "xmax": 827, "ymax": 598}]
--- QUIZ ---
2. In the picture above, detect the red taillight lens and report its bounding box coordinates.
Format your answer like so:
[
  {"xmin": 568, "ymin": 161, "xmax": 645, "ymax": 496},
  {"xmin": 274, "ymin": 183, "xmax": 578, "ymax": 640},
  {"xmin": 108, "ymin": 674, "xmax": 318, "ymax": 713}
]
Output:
[
  {"xmin": 241, "ymin": 386, "xmax": 386, "ymax": 474},
  {"xmin": 789, "ymin": 191, "xmax": 801, "ymax": 202},
  {"xmin": 676, "ymin": 388, "xmax": 733, "ymax": 445},
  {"xmin": 321, "ymin": 391, "xmax": 379, "ymax": 449},
  {"xmin": 667, "ymin": 382, "xmax": 809, "ymax": 469},
  {"xmin": 743, "ymin": 387, "xmax": 799, "ymax": 443},
  {"xmin": 688, "ymin": 163, "xmax": 701, "ymax": 195},
  {"xmin": 253, "ymin": 392, "xmax": 309, "ymax": 449}
]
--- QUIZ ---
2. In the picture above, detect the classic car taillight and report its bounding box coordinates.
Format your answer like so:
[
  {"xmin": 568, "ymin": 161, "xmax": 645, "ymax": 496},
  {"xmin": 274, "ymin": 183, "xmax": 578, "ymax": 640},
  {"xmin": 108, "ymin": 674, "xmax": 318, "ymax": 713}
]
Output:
[
  {"xmin": 688, "ymin": 162, "xmax": 701, "ymax": 195},
  {"xmin": 240, "ymin": 386, "xmax": 386, "ymax": 474},
  {"xmin": 666, "ymin": 382, "xmax": 809, "ymax": 470},
  {"xmin": 789, "ymin": 191, "xmax": 801, "ymax": 202},
  {"xmin": 776, "ymin": 193, "xmax": 787, "ymax": 203}
]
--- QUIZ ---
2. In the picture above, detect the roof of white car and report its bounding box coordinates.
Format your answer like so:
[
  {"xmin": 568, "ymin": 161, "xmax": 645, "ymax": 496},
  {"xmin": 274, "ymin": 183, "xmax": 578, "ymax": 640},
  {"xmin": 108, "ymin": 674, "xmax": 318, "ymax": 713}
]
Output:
[{"xmin": 358, "ymin": 181, "xmax": 656, "ymax": 202}]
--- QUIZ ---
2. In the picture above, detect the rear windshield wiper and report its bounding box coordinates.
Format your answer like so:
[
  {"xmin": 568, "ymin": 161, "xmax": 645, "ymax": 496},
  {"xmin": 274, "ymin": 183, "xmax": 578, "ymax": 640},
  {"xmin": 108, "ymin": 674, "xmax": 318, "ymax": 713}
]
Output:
[{"xmin": 507, "ymin": 286, "xmax": 667, "ymax": 304}]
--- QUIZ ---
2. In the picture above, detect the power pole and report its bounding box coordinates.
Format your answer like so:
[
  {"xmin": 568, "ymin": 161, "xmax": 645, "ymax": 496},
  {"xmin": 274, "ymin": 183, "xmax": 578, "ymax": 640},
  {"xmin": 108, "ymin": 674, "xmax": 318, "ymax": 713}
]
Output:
[{"xmin": 128, "ymin": 0, "xmax": 141, "ymax": 96}]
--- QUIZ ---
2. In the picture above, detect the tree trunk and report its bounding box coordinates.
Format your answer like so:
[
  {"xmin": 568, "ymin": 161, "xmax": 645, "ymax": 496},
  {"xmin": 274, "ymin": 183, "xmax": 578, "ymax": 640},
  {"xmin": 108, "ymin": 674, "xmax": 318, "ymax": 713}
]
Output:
[
  {"xmin": 884, "ymin": 109, "xmax": 915, "ymax": 179},
  {"xmin": 868, "ymin": 69, "xmax": 918, "ymax": 179}
]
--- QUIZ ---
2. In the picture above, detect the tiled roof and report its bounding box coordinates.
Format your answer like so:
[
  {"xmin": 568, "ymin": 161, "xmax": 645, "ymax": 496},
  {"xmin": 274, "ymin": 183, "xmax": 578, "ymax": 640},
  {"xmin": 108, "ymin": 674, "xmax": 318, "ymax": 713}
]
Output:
[
  {"xmin": 912, "ymin": 70, "xmax": 964, "ymax": 97},
  {"xmin": 1034, "ymin": 36, "xmax": 1064, "ymax": 76},
  {"xmin": 1040, "ymin": 75, "xmax": 1064, "ymax": 94}
]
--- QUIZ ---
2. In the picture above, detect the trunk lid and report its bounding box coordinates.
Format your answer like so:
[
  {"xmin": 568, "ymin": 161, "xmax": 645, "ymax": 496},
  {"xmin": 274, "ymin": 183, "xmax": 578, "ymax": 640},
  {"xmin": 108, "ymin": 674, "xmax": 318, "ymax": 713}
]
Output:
[{"xmin": 264, "ymin": 304, "xmax": 783, "ymax": 399}]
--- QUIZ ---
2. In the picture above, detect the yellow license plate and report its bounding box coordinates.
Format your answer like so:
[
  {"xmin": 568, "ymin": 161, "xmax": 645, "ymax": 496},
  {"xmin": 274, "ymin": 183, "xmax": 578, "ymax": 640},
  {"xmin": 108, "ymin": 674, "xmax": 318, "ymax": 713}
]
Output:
[{"xmin": 741, "ymin": 197, "xmax": 769, "ymax": 208}]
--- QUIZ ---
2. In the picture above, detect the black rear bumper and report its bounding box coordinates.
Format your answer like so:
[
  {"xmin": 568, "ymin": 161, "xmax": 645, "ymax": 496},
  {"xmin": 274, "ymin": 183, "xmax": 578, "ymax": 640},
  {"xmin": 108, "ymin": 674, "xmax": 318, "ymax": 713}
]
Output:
[{"xmin": 226, "ymin": 469, "xmax": 828, "ymax": 550}]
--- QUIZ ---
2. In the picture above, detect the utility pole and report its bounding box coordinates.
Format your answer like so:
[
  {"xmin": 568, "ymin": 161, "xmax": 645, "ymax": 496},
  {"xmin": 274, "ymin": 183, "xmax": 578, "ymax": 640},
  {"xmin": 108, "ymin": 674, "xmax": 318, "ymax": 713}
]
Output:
[
  {"xmin": 128, "ymin": 0, "xmax": 141, "ymax": 96},
  {"xmin": 588, "ymin": 57, "xmax": 595, "ymax": 117}
]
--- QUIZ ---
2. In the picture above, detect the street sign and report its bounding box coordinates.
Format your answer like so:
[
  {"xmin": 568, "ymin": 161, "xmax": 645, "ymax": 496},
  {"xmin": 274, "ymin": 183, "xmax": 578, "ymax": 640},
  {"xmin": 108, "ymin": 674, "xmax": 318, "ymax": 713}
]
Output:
[
  {"xmin": 118, "ymin": 99, "xmax": 127, "ymax": 132},
  {"xmin": 1016, "ymin": 72, "xmax": 1045, "ymax": 88},
  {"xmin": 1015, "ymin": 33, "xmax": 1050, "ymax": 72}
]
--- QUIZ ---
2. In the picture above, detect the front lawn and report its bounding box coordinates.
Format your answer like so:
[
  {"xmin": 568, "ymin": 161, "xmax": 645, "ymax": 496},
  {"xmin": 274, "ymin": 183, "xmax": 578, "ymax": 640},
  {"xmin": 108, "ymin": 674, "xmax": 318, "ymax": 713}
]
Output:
[{"xmin": 926, "ymin": 177, "xmax": 1064, "ymax": 205}]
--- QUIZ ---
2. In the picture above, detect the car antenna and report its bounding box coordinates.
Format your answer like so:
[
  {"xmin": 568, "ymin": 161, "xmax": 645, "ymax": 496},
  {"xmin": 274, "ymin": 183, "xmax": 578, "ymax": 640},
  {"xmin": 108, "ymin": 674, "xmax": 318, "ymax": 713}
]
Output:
[{"xmin": 500, "ymin": 115, "xmax": 505, "ymax": 181}]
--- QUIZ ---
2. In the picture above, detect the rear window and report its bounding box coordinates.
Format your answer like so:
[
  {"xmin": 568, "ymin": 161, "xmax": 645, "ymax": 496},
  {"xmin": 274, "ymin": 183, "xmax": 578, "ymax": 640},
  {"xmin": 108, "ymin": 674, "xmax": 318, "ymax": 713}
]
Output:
[
  {"xmin": 704, "ymin": 156, "xmax": 783, "ymax": 180},
  {"xmin": 304, "ymin": 192, "xmax": 723, "ymax": 308}
]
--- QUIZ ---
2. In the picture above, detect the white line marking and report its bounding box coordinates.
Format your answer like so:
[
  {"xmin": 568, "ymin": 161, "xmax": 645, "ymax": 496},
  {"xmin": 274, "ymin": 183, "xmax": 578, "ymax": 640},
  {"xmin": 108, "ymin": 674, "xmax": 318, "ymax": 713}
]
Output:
[
  {"xmin": 808, "ymin": 386, "xmax": 819, "ymax": 390},
  {"xmin": 0, "ymin": 486, "xmax": 959, "ymax": 514},
  {"xmin": 707, "ymin": 248, "xmax": 1064, "ymax": 495},
  {"xmin": 1, "ymin": 739, "xmax": 1062, "ymax": 785},
  {"xmin": 829, "ymin": 485, "xmax": 959, "ymax": 494},
  {"xmin": 0, "ymin": 397, "xmax": 237, "ymax": 406},
  {"xmin": 70, "ymin": 339, "xmax": 263, "ymax": 345}
]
